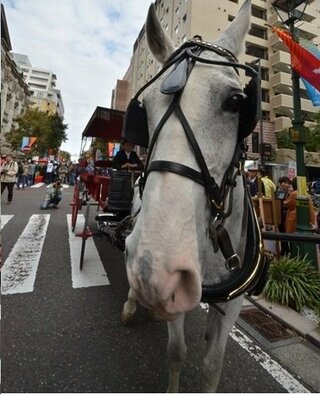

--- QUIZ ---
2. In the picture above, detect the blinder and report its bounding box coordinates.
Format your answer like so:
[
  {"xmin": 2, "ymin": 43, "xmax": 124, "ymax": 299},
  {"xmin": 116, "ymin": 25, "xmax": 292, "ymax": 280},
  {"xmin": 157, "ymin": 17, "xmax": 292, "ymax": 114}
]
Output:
[{"xmin": 122, "ymin": 40, "xmax": 260, "ymax": 147}]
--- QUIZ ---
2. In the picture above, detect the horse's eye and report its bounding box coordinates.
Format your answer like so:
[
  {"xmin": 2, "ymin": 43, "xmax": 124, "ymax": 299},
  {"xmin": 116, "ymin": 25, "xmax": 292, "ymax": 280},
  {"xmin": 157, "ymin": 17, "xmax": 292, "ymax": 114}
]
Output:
[{"xmin": 223, "ymin": 93, "xmax": 246, "ymax": 112}]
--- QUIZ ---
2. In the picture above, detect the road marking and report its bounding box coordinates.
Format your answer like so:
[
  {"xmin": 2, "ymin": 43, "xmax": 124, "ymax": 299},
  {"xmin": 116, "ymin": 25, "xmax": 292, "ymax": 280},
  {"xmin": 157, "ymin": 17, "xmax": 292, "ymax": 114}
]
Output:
[
  {"xmin": 1, "ymin": 214, "xmax": 50, "ymax": 295},
  {"xmin": 199, "ymin": 304, "xmax": 309, "ymax": 393},
  {"xmin": 31, "ymin": 183, "xmax": 44, "ymax": 188},
  {"xmin": 1, "ymin": 215, "xmax": 14, "ymax": 230},
  {"xmin": 67, "ymin": 214, "xmax": 110, "ymax": 288},
  {"xmin": 230, "ymin": 327, "xmax": 309, "ymax": 393}
]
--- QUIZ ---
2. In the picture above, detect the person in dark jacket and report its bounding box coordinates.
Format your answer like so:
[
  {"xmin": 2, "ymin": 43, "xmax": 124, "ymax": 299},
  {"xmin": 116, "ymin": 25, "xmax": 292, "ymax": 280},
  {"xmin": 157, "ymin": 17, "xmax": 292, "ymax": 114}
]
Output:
[{"xmin": 112, "ymin": 140, "xmax": 143, "ymax": 171}]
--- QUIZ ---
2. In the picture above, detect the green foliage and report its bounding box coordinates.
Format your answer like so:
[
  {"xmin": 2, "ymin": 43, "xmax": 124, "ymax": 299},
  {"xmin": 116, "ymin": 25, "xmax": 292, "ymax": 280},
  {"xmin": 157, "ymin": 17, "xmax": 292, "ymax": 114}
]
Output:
[
  {"xmin": 276, "ymin": 129, "xmax": 295, "ymax": 149},
  {"xmin": 59, "ymin": 150, "xmax": 71, "ymax": 161},
  {"xmin": 276, "ymin": 112, "xmax": 320, "ymax": 152},
  {"xmin": 6, "ymin": 108, "xmax": 68, "ymax": 156},
  {"xmin": 263, "ymin": 254, "xmax": 320, "ymax": 314}
]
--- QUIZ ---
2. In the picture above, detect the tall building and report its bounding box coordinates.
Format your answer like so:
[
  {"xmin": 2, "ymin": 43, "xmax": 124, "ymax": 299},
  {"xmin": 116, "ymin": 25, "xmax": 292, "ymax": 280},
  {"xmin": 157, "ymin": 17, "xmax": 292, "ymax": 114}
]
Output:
[
  {"xmin": 11, "ymin": 53, "xmax": 64, "ymax": 118},
  {"xmin": 116, "ymin": 0, "xmax": 320, "ymax": 160},
  {"xmin": 1, "ymin": 4, "xmax": 30, "ymax": 156}
]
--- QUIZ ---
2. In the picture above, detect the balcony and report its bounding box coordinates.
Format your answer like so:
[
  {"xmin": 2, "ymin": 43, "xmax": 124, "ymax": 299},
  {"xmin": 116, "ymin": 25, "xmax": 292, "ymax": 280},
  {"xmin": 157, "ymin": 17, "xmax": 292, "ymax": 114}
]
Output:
[
  {"xmin": 272, "ymin": 93, "xmax": 317, "ymax": 118},
  {"xmin": 271, "ymin": 72, "xmax": 293, "ymax": 94},
  {"xmin": 270, "ymin": 50, "xmax": 290, "ymax": 72},
  {"xmin": 274, "ymin": 116, "xmax": 292, "ymax": 131},
  {"xmin": 270, "ymin": 32, "xmax": 289, "ymax": 52},
  {"xmin": 274, "ymin": 116, "xmax": 316, "ymax": 132}
]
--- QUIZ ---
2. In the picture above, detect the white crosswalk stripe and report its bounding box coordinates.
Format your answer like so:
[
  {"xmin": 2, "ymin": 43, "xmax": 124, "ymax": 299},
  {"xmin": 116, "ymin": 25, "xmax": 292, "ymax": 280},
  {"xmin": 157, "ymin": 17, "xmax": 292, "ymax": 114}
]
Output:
[
  {"xmin": 1, "ymin": 215, "xmax": 14, "ymax": 230},
  {"xmin": 30, "ymin": 183, "xmax": 70, "ymax": 189},
  {"xmin": 1, "ymin": 213, "xmax": 110, "ymax": 294},
  {"xmin": 1, "ymin": 214, "xmax": 50, "ymax": 295},
  {"xmin": 67, "ymin": 214, "xmax": 110, "ymax": 288}
]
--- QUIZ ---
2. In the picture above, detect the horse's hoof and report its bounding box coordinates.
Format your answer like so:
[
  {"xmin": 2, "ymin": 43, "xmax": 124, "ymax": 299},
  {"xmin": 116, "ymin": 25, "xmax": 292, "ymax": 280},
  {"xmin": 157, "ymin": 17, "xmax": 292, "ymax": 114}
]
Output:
[{"xmin": 120, "ymin": 311, "xmax": 135, "ymax": 326}]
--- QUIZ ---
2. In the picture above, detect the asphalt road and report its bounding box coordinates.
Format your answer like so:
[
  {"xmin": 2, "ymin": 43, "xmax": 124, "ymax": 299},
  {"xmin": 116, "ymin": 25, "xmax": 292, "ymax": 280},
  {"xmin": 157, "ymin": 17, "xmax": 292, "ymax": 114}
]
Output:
[{"xmin": 1, "ymin": 182, "xmax": 317, "ymax": 393}]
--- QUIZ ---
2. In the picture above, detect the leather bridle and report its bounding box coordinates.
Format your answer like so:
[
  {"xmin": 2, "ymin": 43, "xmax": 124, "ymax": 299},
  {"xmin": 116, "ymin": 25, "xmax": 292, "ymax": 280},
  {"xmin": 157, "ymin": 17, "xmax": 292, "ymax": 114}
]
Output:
[{"xmin": 127, "ymin": 38, "xmax": 267, "ymax": 303}]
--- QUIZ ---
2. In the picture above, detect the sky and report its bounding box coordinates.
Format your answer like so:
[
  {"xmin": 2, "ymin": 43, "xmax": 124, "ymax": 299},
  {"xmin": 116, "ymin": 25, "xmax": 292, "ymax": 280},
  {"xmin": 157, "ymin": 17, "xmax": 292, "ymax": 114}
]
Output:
[{"xmin": 2, "ymin": 0, "xmax": 151, "ymax": 161}]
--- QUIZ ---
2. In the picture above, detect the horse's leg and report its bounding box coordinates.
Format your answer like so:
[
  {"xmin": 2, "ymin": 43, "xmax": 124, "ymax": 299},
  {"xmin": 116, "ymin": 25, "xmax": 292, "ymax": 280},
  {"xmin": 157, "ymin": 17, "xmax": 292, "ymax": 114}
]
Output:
[
  {"xmin": 202, "ymin": 296, "xmax": 244, "ymax": 392},
  {"xmin": 121, "ymin": 287, "xmax": 137, "ymax": 326},
  {"xmin": 166, "ymin": 313, "xmax": 186, "ymax": 393}
]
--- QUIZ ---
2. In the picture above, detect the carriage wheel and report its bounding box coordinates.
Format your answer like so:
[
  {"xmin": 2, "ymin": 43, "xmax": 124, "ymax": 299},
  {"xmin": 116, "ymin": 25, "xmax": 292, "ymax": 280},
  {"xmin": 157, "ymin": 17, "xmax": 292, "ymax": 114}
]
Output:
[{"xmin": 71, "ymin": 182, "xmax": 82, "ymax": 231}]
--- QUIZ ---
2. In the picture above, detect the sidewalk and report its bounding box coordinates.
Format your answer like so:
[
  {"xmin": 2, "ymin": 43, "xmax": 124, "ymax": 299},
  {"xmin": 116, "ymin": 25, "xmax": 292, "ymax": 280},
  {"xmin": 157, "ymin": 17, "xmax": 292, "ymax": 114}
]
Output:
[{"xmin": 246, "ymin": 295, "xmax": 320, "ymax": 348}]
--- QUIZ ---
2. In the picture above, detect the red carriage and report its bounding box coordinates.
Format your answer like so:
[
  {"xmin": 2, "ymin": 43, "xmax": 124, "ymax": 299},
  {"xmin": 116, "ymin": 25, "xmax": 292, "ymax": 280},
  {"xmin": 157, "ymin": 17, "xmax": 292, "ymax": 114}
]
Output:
[{"xmin": 70, "ymin": 106, "xmax": 139, "ymax": 269}]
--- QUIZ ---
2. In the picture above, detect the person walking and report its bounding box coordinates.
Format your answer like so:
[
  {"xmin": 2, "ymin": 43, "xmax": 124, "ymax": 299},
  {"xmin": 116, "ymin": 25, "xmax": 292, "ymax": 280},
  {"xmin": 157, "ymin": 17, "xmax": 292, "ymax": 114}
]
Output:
[
  {"xmin": 1, "ymin": 154, "xmax": 18, "ymax": 204},
  {"xmin": 45, "ymin": 160, "xmax": 54, "ymax": 184},
  {"xmin": 21, "ymin": 160, "xmax": 29, "ymax": 188},
  {"xmin": 27, "ymin": 160, "xmax": 36, "ymax": 186},
  {"xmin": 16, "ymin": 161, "xmax": 24, "ymax": 190}
]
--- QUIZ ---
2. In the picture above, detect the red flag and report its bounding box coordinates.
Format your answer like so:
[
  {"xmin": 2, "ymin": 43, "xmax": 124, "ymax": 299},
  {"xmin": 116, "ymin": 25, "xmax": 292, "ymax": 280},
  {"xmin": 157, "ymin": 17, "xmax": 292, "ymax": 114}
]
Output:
[{"xmin": 272, "ymin": 27, "xmax": 320, "ymax": 91}]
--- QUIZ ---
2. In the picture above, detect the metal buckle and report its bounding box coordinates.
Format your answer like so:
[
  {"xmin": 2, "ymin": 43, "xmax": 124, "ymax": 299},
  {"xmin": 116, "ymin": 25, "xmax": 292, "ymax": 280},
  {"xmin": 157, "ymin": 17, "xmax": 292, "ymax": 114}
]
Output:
[{"xmin": 225, "ymin": 254, "xmax": 241, "ymax": 272}]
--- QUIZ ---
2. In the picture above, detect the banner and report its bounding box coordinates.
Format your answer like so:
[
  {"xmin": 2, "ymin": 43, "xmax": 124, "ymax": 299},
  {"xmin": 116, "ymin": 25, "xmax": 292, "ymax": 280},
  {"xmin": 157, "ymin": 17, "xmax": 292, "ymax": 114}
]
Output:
[
  {"xmin": 302, "ymin": 79, "xmax": 320, "ymax": 106},
  {"xmin": 299, "ymin": 37, "xmax": 320, "ymax": 106},
  {"xmin": 272, "ymin": 27, "xmax": 320, "ymax": 91},
  {"xmin": 21, "ymin": 136, "xmax": 37, "ymax": 152}
]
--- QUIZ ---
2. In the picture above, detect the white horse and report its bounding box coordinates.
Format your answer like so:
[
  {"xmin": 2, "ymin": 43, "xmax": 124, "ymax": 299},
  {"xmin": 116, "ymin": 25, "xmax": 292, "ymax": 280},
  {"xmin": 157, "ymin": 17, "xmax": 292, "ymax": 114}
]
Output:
[{"xmin": 121, "ymin": 0, "xmax": 263, "ymax": 392}]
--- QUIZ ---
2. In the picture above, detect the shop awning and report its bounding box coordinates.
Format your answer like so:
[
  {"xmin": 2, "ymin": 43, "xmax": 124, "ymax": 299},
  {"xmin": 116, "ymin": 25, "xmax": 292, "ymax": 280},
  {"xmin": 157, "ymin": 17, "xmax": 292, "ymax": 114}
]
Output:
[{"xmin": 82, "ymin": 106, "xmax": 125, "ymax": 140}]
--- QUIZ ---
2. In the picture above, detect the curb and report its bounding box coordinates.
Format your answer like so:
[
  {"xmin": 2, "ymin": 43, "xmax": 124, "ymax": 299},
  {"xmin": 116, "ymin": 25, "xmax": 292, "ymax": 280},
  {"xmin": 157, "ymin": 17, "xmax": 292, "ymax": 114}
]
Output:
[{"xmin": 245, "ymin": 295, "xmax": 320, "ymax": 348}]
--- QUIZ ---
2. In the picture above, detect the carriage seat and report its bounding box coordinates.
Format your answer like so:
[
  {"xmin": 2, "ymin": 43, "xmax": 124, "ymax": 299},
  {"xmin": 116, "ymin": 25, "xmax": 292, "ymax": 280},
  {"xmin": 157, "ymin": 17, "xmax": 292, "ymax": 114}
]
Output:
[{"xmin": 103, "ymin": 171, "xmax": 133, "ymax": 214}]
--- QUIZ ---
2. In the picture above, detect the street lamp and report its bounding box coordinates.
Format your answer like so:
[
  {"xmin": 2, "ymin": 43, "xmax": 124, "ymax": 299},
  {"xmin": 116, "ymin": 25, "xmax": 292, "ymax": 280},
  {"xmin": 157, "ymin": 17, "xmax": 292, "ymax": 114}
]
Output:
[{"xmin": 271, "ymin": 0, "xmax": 317, "ymax": 264}]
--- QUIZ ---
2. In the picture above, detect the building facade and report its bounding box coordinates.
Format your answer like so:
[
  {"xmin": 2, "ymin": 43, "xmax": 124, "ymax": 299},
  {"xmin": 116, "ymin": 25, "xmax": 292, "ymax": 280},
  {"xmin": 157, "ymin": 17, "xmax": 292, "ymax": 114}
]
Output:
[
  {"xmin": 115, "ymin": 0, "xmax": 320, "ymax": 160},
  {"xmin": 11, "ymin": 52, "xmax": 65, "ymax": 118},
  {"xmin": 1, "ymin": 4, "xmax": 30, "ymax": 156}
]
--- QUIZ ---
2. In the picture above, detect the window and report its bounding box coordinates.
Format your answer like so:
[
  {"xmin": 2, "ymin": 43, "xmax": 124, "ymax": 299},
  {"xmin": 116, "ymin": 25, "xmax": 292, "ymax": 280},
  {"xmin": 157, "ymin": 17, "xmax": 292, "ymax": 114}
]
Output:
[
  {"xmin": 228, "ymin": 15, "xmax": 235, "ymax": 22},
  {"xmin": 262, "ymin": 111, "xmax": 270, "ymax": 121},
  {"xmin": 262, "ymin": 88, "xmax": 270, "ymax": 103},
  {"xmin": 229, "ymin": 0, "xmax": 238, "ymax": 3},
  {"xmin": 251, "ymin": 5, "xmax": 267, "ymax": 20},
  {"xmin": 175, "ymin": 7, "xmax": 179, "ymax": 15},
  {"xmin": 175, "ymin": 25, "xmax": 179, "ymax": 34},
  {"xmin": 183, "ymin": 13, "xmax": 187, "ymax": 22},
  {"xmin": 249, "ymin": 25, "xmax": 267, "ymax": 40},
  {"xmin": 252, "ymin": 132, "xmax": 259, "ymax": 153},
  {"xmin": 245, "ymin": 44, "xmax": 268, "ymax": 60}
]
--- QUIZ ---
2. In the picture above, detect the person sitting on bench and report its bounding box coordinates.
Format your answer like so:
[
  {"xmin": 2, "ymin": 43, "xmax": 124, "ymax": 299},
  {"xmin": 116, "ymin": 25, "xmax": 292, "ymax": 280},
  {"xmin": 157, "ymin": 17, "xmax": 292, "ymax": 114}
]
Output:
[{"xmin": 112, "ymin": 139, "xmax": 143, "ymax": 171}]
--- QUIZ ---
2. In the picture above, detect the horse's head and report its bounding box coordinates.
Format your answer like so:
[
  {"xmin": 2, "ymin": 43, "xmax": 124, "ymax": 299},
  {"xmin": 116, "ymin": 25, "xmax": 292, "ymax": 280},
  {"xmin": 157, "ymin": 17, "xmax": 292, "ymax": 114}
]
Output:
[{"xmin": 125, "ymin": 0, "xmax": 256, "ymax": 320}]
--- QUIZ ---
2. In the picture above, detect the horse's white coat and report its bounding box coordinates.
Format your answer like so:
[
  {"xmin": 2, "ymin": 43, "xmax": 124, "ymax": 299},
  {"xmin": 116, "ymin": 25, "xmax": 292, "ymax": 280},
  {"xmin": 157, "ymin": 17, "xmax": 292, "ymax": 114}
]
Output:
[{"xmin": 122, "ymin": 0, "xmax": 254, "ymax": 391}]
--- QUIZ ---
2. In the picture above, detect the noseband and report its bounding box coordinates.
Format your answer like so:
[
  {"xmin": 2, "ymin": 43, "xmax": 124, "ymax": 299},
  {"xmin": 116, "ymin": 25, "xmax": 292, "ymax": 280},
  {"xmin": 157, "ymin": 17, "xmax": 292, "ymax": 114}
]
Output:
[{"xmin": 123, "ymin": 37, "xmax": 268, "ymax": 303}]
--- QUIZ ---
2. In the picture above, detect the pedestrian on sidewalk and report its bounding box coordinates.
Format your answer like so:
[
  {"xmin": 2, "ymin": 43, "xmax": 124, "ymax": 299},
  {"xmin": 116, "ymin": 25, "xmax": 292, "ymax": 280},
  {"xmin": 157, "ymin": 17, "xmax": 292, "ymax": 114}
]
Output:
[{"xmin": 1, "ymin": 154, "xmax": 18, "ymax": 204}]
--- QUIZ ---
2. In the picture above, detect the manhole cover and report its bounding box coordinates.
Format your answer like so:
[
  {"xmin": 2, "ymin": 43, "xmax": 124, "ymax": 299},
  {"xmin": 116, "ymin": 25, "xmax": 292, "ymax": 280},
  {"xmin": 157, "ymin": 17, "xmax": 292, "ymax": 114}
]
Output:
[{"xmin": 240, "ymin": 308, "xmax": 295, "ymax": 342}]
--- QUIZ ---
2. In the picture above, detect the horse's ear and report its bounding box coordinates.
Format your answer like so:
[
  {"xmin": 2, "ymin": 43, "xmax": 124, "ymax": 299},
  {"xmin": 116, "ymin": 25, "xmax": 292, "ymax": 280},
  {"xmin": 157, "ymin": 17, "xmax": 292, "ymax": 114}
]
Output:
[
  {"xmin": 146, "ymin": 3, "xmax": 175, "ymax": 64},
  {"xmin": 214, "ymin": 0, "xmax": 251, "ymax": 58}
]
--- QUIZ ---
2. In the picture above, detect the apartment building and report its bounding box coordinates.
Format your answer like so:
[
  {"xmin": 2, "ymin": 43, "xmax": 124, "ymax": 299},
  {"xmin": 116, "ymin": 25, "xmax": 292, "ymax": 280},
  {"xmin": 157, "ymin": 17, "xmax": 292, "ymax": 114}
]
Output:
[
  {"xmin": 11, "ymin": 53, "xmax": 65, "ymax": 119},
  {"xmin": 117, "ymin": 0, "xmax": 320, "ymax": 159}
]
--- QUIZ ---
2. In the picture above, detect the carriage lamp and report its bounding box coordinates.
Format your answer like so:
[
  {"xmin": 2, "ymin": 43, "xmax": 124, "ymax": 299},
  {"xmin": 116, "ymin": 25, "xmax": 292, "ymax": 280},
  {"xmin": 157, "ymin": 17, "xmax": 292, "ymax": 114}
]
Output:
[
  {"xmin": 271, "ymin": 0, "xmax": 317, "ymax": 266},
  {"xmin": 272, "ymin": 0, "xmax": 308, "ymax": 27}
]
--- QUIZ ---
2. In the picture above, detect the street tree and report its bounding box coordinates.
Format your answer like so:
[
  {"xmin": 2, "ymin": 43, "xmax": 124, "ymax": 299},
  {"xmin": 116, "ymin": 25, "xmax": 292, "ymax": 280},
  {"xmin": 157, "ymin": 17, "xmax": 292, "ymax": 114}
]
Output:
[
  {"xmin": 6, "ymin": 108, "xmax": 68, "ymax": 156},
  {"xmin": 276, "ymin": 111, "xmax": 320, "ymax": 152}
]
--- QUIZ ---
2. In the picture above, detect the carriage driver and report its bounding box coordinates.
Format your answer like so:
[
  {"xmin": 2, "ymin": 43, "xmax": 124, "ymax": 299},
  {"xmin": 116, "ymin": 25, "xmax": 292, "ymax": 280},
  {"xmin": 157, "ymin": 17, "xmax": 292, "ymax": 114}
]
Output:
[{"xmin": 112, "ymin": 139, "xmax": 143, "ymax": 171}]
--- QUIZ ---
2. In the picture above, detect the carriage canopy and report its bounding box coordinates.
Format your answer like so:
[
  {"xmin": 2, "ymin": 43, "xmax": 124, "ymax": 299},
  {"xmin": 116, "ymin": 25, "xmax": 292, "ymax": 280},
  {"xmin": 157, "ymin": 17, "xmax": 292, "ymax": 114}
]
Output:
[{"xmin": 82, "ymin": 106, "xmax": 125, "ymax": 140}]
